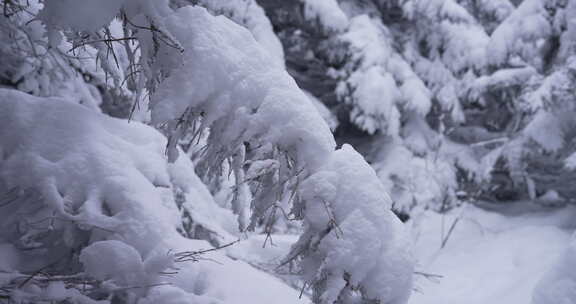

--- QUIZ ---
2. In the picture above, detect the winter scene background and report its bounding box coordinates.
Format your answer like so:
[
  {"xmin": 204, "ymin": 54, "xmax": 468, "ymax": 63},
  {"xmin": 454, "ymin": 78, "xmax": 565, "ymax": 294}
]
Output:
[{"xmin": 0, "ymin": 0, "xmax": 575, "ymax": 303}]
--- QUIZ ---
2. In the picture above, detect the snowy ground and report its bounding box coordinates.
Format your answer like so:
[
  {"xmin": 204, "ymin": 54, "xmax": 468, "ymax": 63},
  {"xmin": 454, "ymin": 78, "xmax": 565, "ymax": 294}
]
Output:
[
  {"xmin": 409, "ymin": 203, "xmax": 576, "ymax": 304},
  {"xmin": 225, "ymin": 203, "xmax": 576, "ymax": 304},
  {"xmin": 227, "ymin": 234, "xmax": 310, "ymax": 302}
]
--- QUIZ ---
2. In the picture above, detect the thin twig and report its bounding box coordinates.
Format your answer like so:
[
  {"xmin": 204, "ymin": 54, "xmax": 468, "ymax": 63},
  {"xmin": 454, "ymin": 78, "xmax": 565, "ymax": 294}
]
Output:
[
  {"xmin": 174, "ymin": 239, "xmax": 240, "ymax": 263},
  {"xmin": 441, "ymin": 217, "xmax": 460, "ymax": 249}
]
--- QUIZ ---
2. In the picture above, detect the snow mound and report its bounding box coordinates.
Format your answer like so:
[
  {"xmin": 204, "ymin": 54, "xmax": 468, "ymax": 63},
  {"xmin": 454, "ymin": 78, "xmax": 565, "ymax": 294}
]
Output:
[{"xmin": 80, "ymin": 240, "xmax": 146, "ymax": 286}]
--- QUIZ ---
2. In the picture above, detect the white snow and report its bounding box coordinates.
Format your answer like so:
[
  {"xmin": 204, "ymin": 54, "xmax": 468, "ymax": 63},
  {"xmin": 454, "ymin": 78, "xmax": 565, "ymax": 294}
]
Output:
[
  {"xmin": 80, "ymin": 240, "xmax": 148, "ymax": 286},
  {"xmin": 0, "ymin": 88, "xmax": 310, "ymax": 304},
  {"xmin": 293, "ymin": 144, "xmax": 414, "ymax": 303},
  {"xmin": 532, "ymin": 236, "xmax": 576, "ymax": 304},
  {"xmin": 487, "ymin": 0, "xmax": 552, "ymax": 66},
  {"xmin": 372, "ymin": 138, "xmax": 458, "ymax": 212},
  {"xmin": 477, "ymin": 0, "xmax": 514, "ymax": 23},
  {"xmin": 301, "ymin": 0, "xmax": 350, "ymax": 32},
  {"xmin": 412, "ymin": 0, "xmax": 489, "ymax": 72},
  {"xmin": 335, "ymin": 15, "xmax": 417, "ymax": 135},
  {"xmin": 468, "ymin": 66, "xmax": 537, "ymax": 102},
  {"xmin": 408, "ymin": 204, "xmax": 576, "ymax": 304},
  {"xmin": 304, "ymin": 91, "xmax": 339, "ymax": 131},
  {"xmin": 1, "ymin": 3, "xmax": 416, "ymax": 303},
  {"xmin": 524, "ymin": 111, "xmax": 566, "ymax": 152},
  {"xmin": 6, "ymin": 0, "xmax": 576, "ymax": 303},
  {"xmin": 340, "ymin": 15, "xmax": 393, "ymax": 68},
  {"xmin": 151, "ymin": 7, "xmax": 336, "ymax": 170},
  {"xmin": 341, "ymin": 67, "xmax": 400, "ymax": 135},
  {"xmin": 194, "ymin": 0, "xmax": 286, "ymax": 67}
]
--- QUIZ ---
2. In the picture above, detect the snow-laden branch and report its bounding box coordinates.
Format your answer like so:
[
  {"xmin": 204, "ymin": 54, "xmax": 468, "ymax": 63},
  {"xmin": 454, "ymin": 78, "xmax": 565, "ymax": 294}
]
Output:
[{"xmin": 0, "ymin": 1, "xmax": 415, "ymax": 303}]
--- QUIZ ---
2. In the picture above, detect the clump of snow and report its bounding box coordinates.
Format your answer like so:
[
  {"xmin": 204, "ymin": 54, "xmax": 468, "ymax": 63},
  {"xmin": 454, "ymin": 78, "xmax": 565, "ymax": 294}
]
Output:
[
  {"xmin": 524, "ymin": 57, "xmax": 576, "ymax": 111},
  {"xmin": 411, "ymin": 0, "xmax": 489, "ymax": 72},
  {"xmin": 291, "ymin": 145, "xmax": 414, "ymax": 303},
  {"xmin": 304, "ymin": 91, "xmax": 339, "ymax": 131},
  {"xmin": 301, "ymin": 0, "xmax": 350, "ymax": 32},
  {"xmin": 340, "ymin": 15, "xmax": 392, "ymax": 68},
  {"xmin": 80, "ymin": 240, "xmax": 148, "ymax": 286},
  {"xmin": 524, "ymin": 111, "xmax": 566, "ymax": 152},
  {"xmin": 536, "ymin": 190, "xmax": 563, "ymax": 207},
  {"xmin": 468, "ymin": 67, "xmax": 537, "ymax": 102},
  {"xmin": 487, "ymin": 0, "xmax": 552, "ymax": 67},
  {"xmin": 477, "ymin": 0, "xmax": 515, "ymax": 23},
  {"xmin": 392, "ymin": 61, "xmax": 432, "ymax": 116},
  {"xmin": 564, "ymin": 151, "xmax": 576, "ymax": 170},
  {"xmin": 372, "ymin": 137, "xmax": 461, "ymax": 213},
  {"xmin": 151, "ymin": 7, "xmax": 336, "ymax": 170},
  {"xmin": 334, "ymin": 14, "xmax": 430, "ymax": 135},
  {"xmin": 340, "ymin": 67, "xmax": 400, "ymax": 135},
  {"xmin": 193, "ymin": 0, "xmax": 286, "ymax": 67}
]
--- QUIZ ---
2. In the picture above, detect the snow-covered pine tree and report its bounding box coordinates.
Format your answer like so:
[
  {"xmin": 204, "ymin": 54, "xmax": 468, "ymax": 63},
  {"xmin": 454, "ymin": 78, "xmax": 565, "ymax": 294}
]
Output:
[
  {"xmin": 464, "ymin": 0, "xmax": 576, "ymax": 204},
  {"xmin": 259, "ymin": 0, "xmax": 576, "ymax": 212},
  {"xmin": 258, "ymin": 0, "xmax": 495, "ymax": 214},
  {"xmin": 0, "ymin": 0, "xmax": 414, "ymax": 303}
]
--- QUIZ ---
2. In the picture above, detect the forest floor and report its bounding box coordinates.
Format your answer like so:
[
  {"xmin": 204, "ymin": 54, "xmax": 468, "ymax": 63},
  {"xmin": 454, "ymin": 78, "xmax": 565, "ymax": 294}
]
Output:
[
  {"xmin": 225, "ymin": 202, "xmax": 576, "ymax": 304},
  {"xmin": 408, "ymin": 203, "xmax": 576, "ymax": 304}
]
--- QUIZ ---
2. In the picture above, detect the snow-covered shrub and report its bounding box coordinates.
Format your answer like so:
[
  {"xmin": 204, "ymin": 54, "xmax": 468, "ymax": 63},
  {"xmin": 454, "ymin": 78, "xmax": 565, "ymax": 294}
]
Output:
[{"xmin": 0, "ymin": 1, "xmax": 414, "ymax": 303}]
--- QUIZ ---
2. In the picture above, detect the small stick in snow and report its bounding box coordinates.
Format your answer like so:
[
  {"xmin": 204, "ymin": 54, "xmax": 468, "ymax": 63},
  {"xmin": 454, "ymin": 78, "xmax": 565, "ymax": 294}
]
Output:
[
  {"xmin": 441, "ymin": 217, "xmax": 461, "ymax": 249},
  {"xmin": 174, "ymin": 239, "xmax": 240, "ymax": 263}
]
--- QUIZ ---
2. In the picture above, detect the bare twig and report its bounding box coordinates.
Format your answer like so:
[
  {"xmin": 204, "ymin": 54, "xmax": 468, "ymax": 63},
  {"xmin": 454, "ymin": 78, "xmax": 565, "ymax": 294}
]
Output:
[
  {"xmin": 414, "ymin": 271, "xmax": 444, "ymax": 279},
  {"xmin": 174, "ymin": 239, "xmax": 240, "ymax": 263},
  {"xmin": 441, "ymin": 216, "xmax": 460, "ymax": 249}
]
